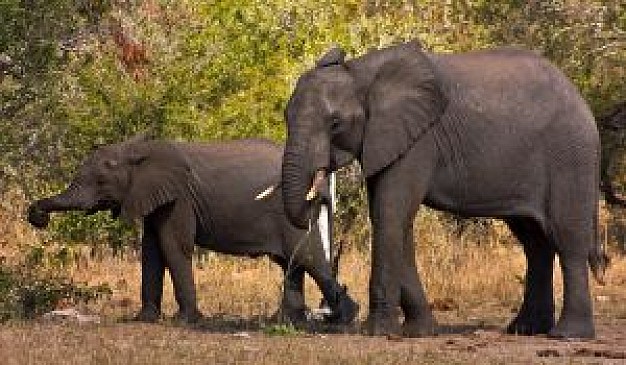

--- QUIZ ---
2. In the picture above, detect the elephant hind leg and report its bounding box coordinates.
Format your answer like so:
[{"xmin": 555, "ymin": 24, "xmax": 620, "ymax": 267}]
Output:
[
  {"xmin": 505, "ymin": 217, "xmax": 556, "ymax": 335},
  {"xmin": 274, "ymin": 259, "xmax": 308, "ymax": 324},
  {"xmin": 546, "ymin": 221, "xmax": 596, "ymax": 339},
  {"xmin": 282, "ymin": 226, "xmax": 359, "ymax": 326},
  {"xmin": 300, "ymin": 261, "xmax": 359, "ymax": 325},
  {"xmin": 548, "ymin": 251, "xmax": 595, "ymax": 339},
  {"xmin": 543, "ymin": 179, "xmax": 597, "ymax": 339},
  {"xmin": 292, "ymin": 254, "xmax": 359, "ymax": 325}
]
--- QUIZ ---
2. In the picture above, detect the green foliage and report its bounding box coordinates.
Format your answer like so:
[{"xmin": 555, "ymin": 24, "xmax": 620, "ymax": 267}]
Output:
[
  {"xmin": 262, "ymin": 323, "xmax": 304, "ymax": 336},
  {"xmin": 1, "ymin": 0, "xmax": 624, "ymax": 248},
  {"xmin": 469, "ymin": 0, "xmax": 625, "ymax": 113},
  {"xmin": 1, "ymin": 0, "xmax": 88, "ymax": 185},
  {"xmin": 334, "ymin": 164, "xmax": 370, "ymax": 252},
  {"xmin": 47, "ymin": 211, "xmax": 137, "ymax": 251}
]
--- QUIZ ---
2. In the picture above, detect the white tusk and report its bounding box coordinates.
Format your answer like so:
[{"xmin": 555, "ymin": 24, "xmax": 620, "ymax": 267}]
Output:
[
  {"xmin": 305, "ymin": 186, "xmax": 318, "ymax": 201},
  {"xmin": 305, "ymin": 170, "xmax": 326, "ymax": 201},
  {"xmin": 255, "ymin": 185, "xmax": 276, "ymax": 200}
]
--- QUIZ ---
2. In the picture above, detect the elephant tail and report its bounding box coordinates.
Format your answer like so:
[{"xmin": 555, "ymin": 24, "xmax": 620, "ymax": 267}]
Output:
[
  {"xmin": 600, "ymin": 179, "xmax": 626, "ymax": 207},
  {"xmin": 589, "ymin": 247, "xmax": 609, "ymax": 285}
]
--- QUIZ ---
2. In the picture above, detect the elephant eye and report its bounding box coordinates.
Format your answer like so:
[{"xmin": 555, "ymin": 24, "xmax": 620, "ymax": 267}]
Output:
[
  {"xmin": 104, "ymin": 159, "xmax": 118, "ymax": 169},
  {"xmin": 93, "ymin": 172, "xmax": 109, "ymax": 186}
]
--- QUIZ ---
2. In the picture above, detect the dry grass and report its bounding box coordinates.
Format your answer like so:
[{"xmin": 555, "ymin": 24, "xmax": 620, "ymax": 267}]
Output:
[{"xmin": 2, "ymin": 191, "xmax": 626, "ymax": 364}]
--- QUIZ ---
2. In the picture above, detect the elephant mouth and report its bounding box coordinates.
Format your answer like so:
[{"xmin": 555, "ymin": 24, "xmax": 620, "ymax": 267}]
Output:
[
  {"xmin": 27, "ymin": 205, "xmax": 50, "ymax": 229},
  {"xmin": 88, "ymin": 200, "xmax": 121, "ymax": 216}
]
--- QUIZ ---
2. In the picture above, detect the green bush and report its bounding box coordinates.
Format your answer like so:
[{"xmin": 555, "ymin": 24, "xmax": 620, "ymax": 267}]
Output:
[
  {"xmin": 1, "ymin": 0, "xmax": 623, "ymax": 249},
  {"xmin": 0, "ymin": 259, "xmax": 112, "ymax": 321}
]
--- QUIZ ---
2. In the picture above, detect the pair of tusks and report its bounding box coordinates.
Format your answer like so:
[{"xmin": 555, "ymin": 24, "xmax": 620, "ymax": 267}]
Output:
[{"xmin": 254, "ymin": 170, "xmax": 327, "ymax": 201}]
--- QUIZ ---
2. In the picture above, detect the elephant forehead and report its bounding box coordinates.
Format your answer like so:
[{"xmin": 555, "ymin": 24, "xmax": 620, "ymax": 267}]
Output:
[
  {"xmin": 297, "ymin": 66, "xmax": 353, "ymax": 93},
  {"xmin": 292, "ymin": 75, "xmax": 357, "ymax": 114}
]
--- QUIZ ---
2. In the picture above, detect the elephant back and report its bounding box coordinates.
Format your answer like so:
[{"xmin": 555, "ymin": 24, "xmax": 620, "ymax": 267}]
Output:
[{"xmin": 180, "ymin": 139, "xmax": 287, "ymax": 254}]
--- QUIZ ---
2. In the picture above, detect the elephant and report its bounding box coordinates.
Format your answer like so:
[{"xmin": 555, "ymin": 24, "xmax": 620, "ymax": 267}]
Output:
[
  {"xmin": 27, "ymin": 135, "xmax": 358, "ymax": 325},
  {"xmin": 280, "ymin": 40, "xmax": 608, "ymax": 339}
]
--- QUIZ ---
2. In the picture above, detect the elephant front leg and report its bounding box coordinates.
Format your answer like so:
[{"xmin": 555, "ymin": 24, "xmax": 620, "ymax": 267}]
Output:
[
  {"xmin": 156, "ymin": 204, "xmax": 202, "ymax": 324},
  {"xmin": 135, "ymin": 223, "xmax": 165, "ymax": 322},
  {"xmin": 366, "ymin": 200, "xmax": 413, "ymax": 335},
  {"xmin": 160, "ymin": 241, "xmax": 202, "ymax": 324},
  {"xmin": 400, "ymin": 221, "xmax": 436, "ymax": 337},
  {"xmin": 365, "ymin": 156, "xmax": 435, "ymax": 337},
  {"xmin": 367, "ymin": 244, "xmax": 402, "ymax": 336}
]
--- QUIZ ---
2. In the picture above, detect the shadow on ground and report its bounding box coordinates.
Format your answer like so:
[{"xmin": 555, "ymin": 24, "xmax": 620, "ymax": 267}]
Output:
[{"xmin": 131, "ymin": 313, "xmax": 504, "ymax": 337}]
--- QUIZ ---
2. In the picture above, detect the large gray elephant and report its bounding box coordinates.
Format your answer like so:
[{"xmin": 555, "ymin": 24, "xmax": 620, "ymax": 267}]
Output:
[
  {"xmin": 27, "ymin": 136, "xmax": 358, "ymax": 325},
  {"xmin": 280, "ymin": 41, "xmax": 607, "ymax": 339}
]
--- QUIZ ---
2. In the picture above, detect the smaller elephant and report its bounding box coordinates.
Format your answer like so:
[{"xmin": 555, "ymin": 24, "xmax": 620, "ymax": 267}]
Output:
[{"xmin": 27, "ymin": 135, "xmax": 358, "ymax": 325}]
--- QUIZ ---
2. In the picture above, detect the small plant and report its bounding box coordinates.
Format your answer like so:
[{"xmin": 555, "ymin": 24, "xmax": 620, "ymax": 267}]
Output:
[
  {"xmin": 262, "ymin": 323, "xmax": 304, "ymax": 336},
  {"xmin": 0, "ymin": 257, "xmax": 112, "ymax": 322}
]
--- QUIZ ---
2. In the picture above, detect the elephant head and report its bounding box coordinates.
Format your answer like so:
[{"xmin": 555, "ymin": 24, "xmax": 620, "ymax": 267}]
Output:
[
  {"xmin": 282, "ymin": 41, "xmax": 447, "ymax": 228},
  {"xmin": 28, "ymin": 134, "xmax": 194, "ymax": 228}
]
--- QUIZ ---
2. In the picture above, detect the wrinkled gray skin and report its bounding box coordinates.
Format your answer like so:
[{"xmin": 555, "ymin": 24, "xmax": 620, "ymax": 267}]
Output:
[
  {"xmin": 281, "ymin": 41, "xmax": 607, "ymax": 339},
  {"xmin": 28, "ymin": 136, "xmax": 358, "ymax": 325}
]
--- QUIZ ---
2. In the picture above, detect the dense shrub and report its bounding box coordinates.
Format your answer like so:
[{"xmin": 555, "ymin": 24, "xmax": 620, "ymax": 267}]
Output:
[
  {"xmin": 0, "ymin": 255, "xmax": 111, "ymax": 321},
  {"xmin": 1, "ymin": 0, "xmax": 624, "ymax": 249}
]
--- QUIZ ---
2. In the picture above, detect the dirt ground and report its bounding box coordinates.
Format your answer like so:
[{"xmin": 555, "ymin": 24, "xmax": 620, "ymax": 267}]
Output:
[
  {"xmin": 0, "ymin": 314, "xmax": 625, "ymax": 364},
  {"xmin": 1, "ymin": 252, "xmax": 626, "ymax": 364},
  {"xmin": 2, "ymin": 205, "xmax": 626, "ymax": 364},
  {"xmin": 0, "ymin": 318, "xmax": 626, "ymax": 365}
]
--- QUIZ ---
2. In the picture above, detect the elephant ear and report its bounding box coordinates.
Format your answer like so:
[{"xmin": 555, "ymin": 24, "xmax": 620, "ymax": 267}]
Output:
[
  {"xmin": 361, "ymin": 43, "xmax": 447, "ymax": 177},
  {"xmin": 119, "ymin": 142, "xmax": 191, "ymax": 223}
]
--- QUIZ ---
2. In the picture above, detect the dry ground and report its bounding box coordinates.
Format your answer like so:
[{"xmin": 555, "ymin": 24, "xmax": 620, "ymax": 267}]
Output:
[
  {"xmin": 2, "ymin": 195, "xmax": 626, "ymax": 364},
  {"xmin": 0, "ymin": 249, "xmax": 624, "ymax": 364},
  {"xmin": 1, "ymin": 317, "xmax": 626, "ymax": 365}
]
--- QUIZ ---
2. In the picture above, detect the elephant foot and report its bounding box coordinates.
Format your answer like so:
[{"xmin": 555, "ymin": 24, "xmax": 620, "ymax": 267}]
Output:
[
  {"xmin": 403, "ymin": 315, "xmax": 437, "ymax": 337},
  {"xmin": 133, "ymin": 306, "xmax": 162, "ymax": 323},
  {"xmin": 547, "ymin": 317, "xmax": 595, "ymax": 339},
  {"xmin": 173, "ymin": 308, "xmax": 203, "ymax": 325},
  {"xmin": 365, "ymin": 311, "xmax": 401, "ymax": 337},
  {"xmin": 273, "ymin": 305, "xmax": 309, "ymax": 325},
  {"xmin": 506, "ymin": 313, "xmax": 554, "ymax": 336},
  {"xmin": 325, "ymin": 286, "xmax": 359, "ymax": 325}
]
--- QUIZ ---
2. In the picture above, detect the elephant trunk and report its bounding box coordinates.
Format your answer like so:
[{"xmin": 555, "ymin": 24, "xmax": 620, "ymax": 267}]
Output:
[
  {"xmin": 27, "ymin": 182, "xmax": 93, "ymax": 228},
  {"xmin": 283, "ymin": 135, "xmax": 332, "ymax": 229}
]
